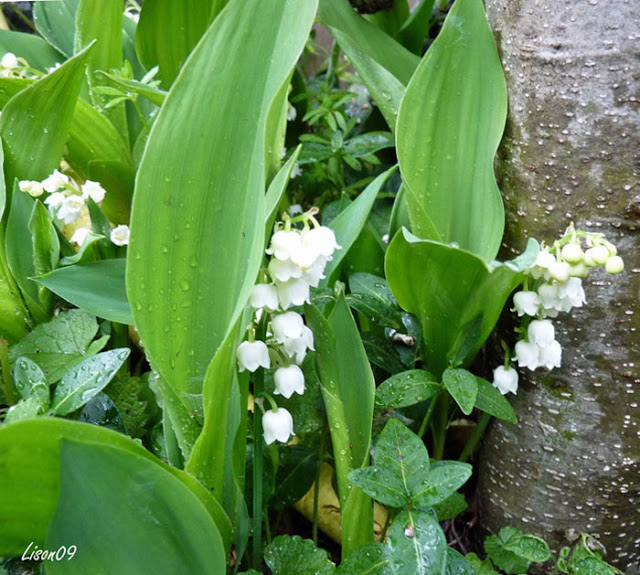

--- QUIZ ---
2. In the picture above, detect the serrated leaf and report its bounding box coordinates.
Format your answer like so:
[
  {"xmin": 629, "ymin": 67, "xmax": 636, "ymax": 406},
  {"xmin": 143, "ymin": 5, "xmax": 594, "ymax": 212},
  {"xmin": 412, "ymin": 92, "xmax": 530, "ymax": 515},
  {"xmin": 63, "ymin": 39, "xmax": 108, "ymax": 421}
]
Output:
[
  {"xmin": 443, "ymin": 368, "xmax": 477, "ymax": 415},
  {"xmin": 264, "ymin": 536, "xmax": 335, "ymax": 575},
  {"xmin": 413, "ymin": 461, "xmax": 472, "ymax": 508},
  {"xmin": 375, "ymin": 369, "xmax": 440, "ymax": 408},
  {"xmin": 474, "ymin": 377, "xmax": 517, "ymax": 424},
  {"xmin": 385, "ymin": 509, "xmax": 447, "ymax": 575},
  {"xmin": 51, "ymin": 348, "xmax": 130, "ymax": 415},
  {"xmin": 9, "ymin": 309, "xmax": 100, "ymax": 384},
  {"xmin": 397, "ymin": 0, "xmax": 507, "ymax": 259}
]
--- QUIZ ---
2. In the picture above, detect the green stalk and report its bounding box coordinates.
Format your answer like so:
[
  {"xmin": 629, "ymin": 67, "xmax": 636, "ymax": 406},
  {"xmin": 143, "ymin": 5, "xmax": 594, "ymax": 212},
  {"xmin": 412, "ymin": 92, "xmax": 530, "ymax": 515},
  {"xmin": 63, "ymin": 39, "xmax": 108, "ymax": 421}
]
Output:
[
  {"xmin": 459, "ymin": 412, "xmax": 492, "ymax": 463},
  {"xmin": 431, "ymin": 393, "xmax": 449, "ymax": 460},
  {"xmin": 0, "ymin": 338, "xmax": 16, "ymax": 405},
  {"xmin": 418, "ymin": 392, "xmax": 439, "ymax": 439}
]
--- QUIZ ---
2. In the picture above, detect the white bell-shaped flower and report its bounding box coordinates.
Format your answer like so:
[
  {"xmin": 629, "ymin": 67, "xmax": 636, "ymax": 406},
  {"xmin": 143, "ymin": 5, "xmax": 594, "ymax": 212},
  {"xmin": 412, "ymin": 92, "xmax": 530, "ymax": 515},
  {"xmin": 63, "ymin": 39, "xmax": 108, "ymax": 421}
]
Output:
[
  {"xmin": 514, "ymin": 340, "xmax": 540, "ymax": 371},
  {"xmin": 271, "ymin": 311, "xmax": 304, "ymax": 342},
  {"xmin": 512, "ymin": 291, "xmax": 540, "ymax": 317},
  {"xmin": 42, "ymin": 169, "xmax": 69, "ymax": 194},
  {"xmin": 273, "ymin": 364, "xmax": 305, "ymax": 398},
  {"xmin": 281, "ymin": 325, "xmax": 314, "ymax": 365},
  {"xmin": 276, "ymin": 277, "xmax": 310, "ymax": 310},
  {"xmin": 492, "ymin": 365, "xmax": 519, "ymax": 395},
  {"xmin": 529, "ymin": 250, "xmax": 556, "ymax": 279},
  {"xmin": 537, "ymin": 283, "xmax": 560, "ymax": 312},
  {"xmin": 538, "ymin": 340, "xmax": 562, "ymax": 369},
  {"xmin": 262, "ymin": 407, "xmax": 295, "ymax": 445},
  {"xmin": 557, "ymin": 277, "xmax": 586, "ymax": 309},
  {"xmin": 268, "ymin": 258, "xmax": 303, "ymax": 283},
  {"xmin": 110, "ymin": 225, "xmax": 130, "ymax": 246},
  {"xmin": 266, "ymin": 230, "xmax": 302, "ymax": 261},
  {"xmin": 249, "ymin": 284, "xmax": 279, "ymax": 312},
  {"xmin": 57, "ymin": 195, "xmax": 84, "ymax": 224},
  {"xmin": 236, "ymin": 340, "xmax": 270, "ymax": 372},
  {"xmin": 548, "ymin": 260, "xmax": 570, "ymax": 283},
  {"xmin": 44, "ymin": 191, "xmax": 66, "ymax": 213},
  {"xmin": 81, "ymin": 180, "xmax": 106, "ymax": 203},
  {"xmin": 527, "ymin": 319, "xmax": 555, "ymax": 347},
  {"xmin": 70, "ymin": 227, "xmax": 92, "ymax": 245},
  {"xmin": 302, "ymin": 255, "xmax": 328, "ymax": 288},
  {"xmin": 1, "ymin": 52, "xmax": 19, "ymax": 70},
  {"xmin": 303, "ymin": 226, "xmax": 341, "ymax": 258}
]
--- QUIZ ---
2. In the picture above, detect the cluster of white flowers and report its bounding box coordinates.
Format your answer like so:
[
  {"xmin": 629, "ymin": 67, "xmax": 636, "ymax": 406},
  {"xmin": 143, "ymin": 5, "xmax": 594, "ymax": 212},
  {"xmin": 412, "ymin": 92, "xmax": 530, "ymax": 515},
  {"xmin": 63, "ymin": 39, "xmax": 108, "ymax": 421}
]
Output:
[
  {"xmin": 492, "ymin": 225, "xmax": 623, "ymax": 396},
  {"xmin": 19, "ymin": 169, "xmax": 130, "ymax": 247},
  {"xmin": 236, "ymin": 211, "xmax": 340, "ymax": 445}
]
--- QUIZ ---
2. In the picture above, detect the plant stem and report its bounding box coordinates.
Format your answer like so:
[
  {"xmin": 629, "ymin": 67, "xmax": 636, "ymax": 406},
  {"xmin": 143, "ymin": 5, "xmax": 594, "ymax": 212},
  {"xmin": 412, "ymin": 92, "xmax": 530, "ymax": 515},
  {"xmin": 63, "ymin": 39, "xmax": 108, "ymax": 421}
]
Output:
[
  {"xmin": 264, "ymin": 506, "xmax": 272, "ymax": 545},
  {"xmin": 0, "ymin": 338, "xmax": 16, "ymax": 405},
  {"xmin": 380, "ymin": 509, "xmax": 393, "ymax": 543},
  {"xmin": 459, "ymin": 412, "xmax": 491, "ymax": 463},
  {"xmin": 418, "ymin": 393, "xmax": 439, "ymax": 439},
  {"xmin": 312, "ymin": 463, "xmax": 321, "ymax": 545},
  {"xmin": 432, "ymin": 393, "xmax": 449, "ymax": 460}
]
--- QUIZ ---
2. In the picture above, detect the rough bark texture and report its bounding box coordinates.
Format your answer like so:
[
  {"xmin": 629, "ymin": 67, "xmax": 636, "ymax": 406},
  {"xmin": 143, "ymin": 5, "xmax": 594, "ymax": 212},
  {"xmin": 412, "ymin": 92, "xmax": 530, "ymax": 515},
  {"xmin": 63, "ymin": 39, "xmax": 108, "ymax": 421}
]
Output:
[{"xmin": 479, "ymin": 1, "xmax": 640, "ymax": 571}]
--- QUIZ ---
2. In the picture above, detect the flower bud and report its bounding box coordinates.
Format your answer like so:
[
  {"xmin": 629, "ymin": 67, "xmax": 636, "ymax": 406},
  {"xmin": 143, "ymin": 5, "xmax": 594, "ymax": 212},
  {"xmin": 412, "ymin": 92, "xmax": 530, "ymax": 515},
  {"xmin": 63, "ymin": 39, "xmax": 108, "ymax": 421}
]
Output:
[
  {"xmin": 274, "ymin": 365, "xmax": 305, "ymax": 398},
  {"xmin": 262, "ymin": 407, "xmax": 295, "ymax": 445},
  {"xmin": 236, "ymin": 340, "xmax": 270, "ymax": 372},
  {"xmin": 549, "ymin": 260, "xmax": 570, "ymax": 283},
  {"xmin": 561, "ymin": 243, "xmax": 583, "ymax": 264},
  {"xmin": 568, "ymin": 261, "xmax": 589, "ymax": 279},
  {"xmin": 585, "ymin": 245, "xmax": 609, "ymax": 266},
  {"xmin": 492, "ymin": 365, "xmax": 519, "ymax": 395},
  {"xmin": 605, "ymin": 255, "xmax": 624, "ymax": 275},
  {"xmin": 18, "ymin": 180, "xmax": 44, "ymax": 197}
]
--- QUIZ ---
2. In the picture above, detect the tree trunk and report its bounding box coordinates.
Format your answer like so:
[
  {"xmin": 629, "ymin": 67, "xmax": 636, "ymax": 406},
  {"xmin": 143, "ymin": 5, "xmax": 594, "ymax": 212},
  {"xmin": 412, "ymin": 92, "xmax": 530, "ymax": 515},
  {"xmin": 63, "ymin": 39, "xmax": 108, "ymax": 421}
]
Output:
[{"xmin": 479, "ymin": 1, "xmax": 640, "ymax": 571}]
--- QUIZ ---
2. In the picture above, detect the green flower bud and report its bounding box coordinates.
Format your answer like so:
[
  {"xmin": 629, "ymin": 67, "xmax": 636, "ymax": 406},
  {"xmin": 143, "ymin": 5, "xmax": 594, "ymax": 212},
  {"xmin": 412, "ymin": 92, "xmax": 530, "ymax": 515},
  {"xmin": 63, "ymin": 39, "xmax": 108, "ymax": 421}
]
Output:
[
  {"xmin": 585, "ymin": 245, "xmax": 609, "ymax": 266},
  {"xmin": 605, "ymin": 255, "xmax": 624, "ymax": 275},
  {"xmin": 561, "ymin": 243, "xmax": 584, "ymax": 264},
  {"xmin": 568, "ymin": 261, "xmax": 590, "ymax": 278}
]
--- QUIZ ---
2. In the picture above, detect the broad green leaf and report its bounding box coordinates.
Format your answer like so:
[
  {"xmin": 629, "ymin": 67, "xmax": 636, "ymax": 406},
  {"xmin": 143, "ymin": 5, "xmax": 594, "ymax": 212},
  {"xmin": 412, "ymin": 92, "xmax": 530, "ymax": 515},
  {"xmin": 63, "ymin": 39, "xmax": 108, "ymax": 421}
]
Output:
[
  {"xmin": 396, "ymin": 0, "xmax": 507, "ymax": 259},
  {"xmin": 0, "ymin": 418, "xmax": 231, "ymax": 556},
  {"xmin": 319, "ymin": 0, "xmax": 419, "ymax": 129},
  {"xmin": 5, "ymin": 186, "xmax": 50, "ymax": 323},
  {"xmin": 397, "ymin": 0, "xmax": 436, "ymax": 55},
  {"xmin": 385, "ymin": 509, "xmax": 447, "ymax": 574},
  {"xmin": 336, "ymin": 543, "xmax": 389, "ymax": 575},
  {"xmin": 386, "ymin": 230, "xmax": 538, "ymax": 376},
  {"xmin": 306, "ymin": 294, "xmax": 375, "ymax": 557},
  {"xmin": 12, "ymin": 356, "xmax": 48, "ymax": 402},
  {"xmin": 34, "ymin": 0, "xmax": 79, "ymax": 58},
  {"xmin": 270, "ymin": 445, "xmax": 320, "ymax": 508},
  {"xmin": 432, "ymin": 491, "xmax": 467, "ymax": 521},
  {"xmin": 28, "ymin": 200, "xmax": 59, "ymax": 277},
  {"xmin": 464, "ymin": 554, "xmax": 499, "ymax": 574},
  {"xmin": 136, "ymin": 0, "xmax": 214, "ymax": 89},
  {"xmin": 484, "ymin": 527, "xmax": 533, "ymax": 575},
  {"xmin": 446, "ymin": 548, "xmax": 475, "ymax": 575},
  {"xmin": 474, "ymin": 377, "xmax": 518, "ymax": 424},
  {"xmin": 349, "ymin": 418, "xmax": 429, "ymax": 508},
  {"xmin": 0, "ymin": 42, "xmax": 92, "ymax": 185},
  {"xmin": 4, "ymin": 394, "xmax": 49, "ymax": 424},
  {"xmin": 58, "ymin": 231, "xmax": 103, "ymax": 266},
  {"xmin": 264, "ymin": 536, "xmax": 335, "ymax": 575},
  {"xmin": 0, "ymin": 30, "xmax": 64, "ymax": 72},
  {"xmin": 442, "ymin": 368, "xmax": 477, "ymax": 415},
  {"xmin": 343, "ymin": 132, "xmax": 394, "ymax": 158},
  {"xmin": 573, "ymin": 558, "xmax": 618, "ymax": 575},
  {"xmin": 8, "ymin": 308, "xmax": 100, "ymax": 384},
  {"xmin": 46, "ymin": 441, "xmax": 226, "ymax": 575},
  {"xmin": 504, "ymin": 534, "xmax": 551, "ymax": 563},
  {"xmin": 128, "ymin": 0, "xmax": 317, "ymax": 411},
  {"xmin": 375, "ymin": 369, "xmax": 440, "ymax": 408},
  {"xmin": 413, "ymin": 460, "xmax": 472, "ymax": 508},
  {"xmin": 50, "ymin": 348, "xmax": 130, "ymax": 415},
  {"xmin": 34, "ymin": 259, "xmax": 133, "ymax": 325},
  {"xmin": 347, "ymin": 272, "xmax": 404, "ymax": 331},
  {"xmin": 323, "ymin": 165, "xmax": 397, "ymax": 286},
  {"xmin": 75, "ymin": 0, "xmax": 127, "ymax": 138}
]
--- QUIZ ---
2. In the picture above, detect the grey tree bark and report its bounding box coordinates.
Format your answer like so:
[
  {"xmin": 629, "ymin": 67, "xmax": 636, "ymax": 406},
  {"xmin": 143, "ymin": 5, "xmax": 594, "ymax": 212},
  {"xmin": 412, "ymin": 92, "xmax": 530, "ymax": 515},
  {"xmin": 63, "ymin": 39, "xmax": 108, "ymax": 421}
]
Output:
[{"xmin": 479, "ymin": 1, "xmax": 640, "ymax": 571}]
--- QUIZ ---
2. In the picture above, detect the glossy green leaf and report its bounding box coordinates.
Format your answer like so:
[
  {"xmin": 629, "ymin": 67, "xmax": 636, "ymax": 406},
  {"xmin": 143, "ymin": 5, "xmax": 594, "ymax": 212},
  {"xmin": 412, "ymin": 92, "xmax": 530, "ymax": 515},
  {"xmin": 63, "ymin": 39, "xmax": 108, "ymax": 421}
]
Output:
[
  {"xmin": 28, "ymin": 200, "xmax": 59, "ymax": 277},
  {"xmin": 474, "ymin": 377, "xmax": 517, "ymax": 424},
  {"xmin": 386, "ymin": 230, "xmax": 538, "ymax": 375},
  {"xmin": 336, "ymin": 543, "xmax": 389, "ymax": 575},
  {"xmin": 4, "ymin": 394, "xmax": 49, "ymax": 424},
  {"xmin": 128, "ymin": 0, "xmax": 317, "ymax": 413},
  {"xmin": 375, "ymin": 369, "xmax": 440, "ymax": 408},
  {"xmin": 0, "ymin": 42, "xmax": 91, "ymax": 185},
  {"xmin": 413, "ymin": 460, "xmax": 472, "ymax": 508},
  {"xmin": 136, "ymin": 0, "xmax": 214, "ymax": 89},
  {"xmin": 0, "ymin": 418, "xmax": 231, "ymax": 556},
  {"xmin": 442, "ymin": 367, "xmax": 477, "ymax": 415},
  {"xmin": 8, "ymin": 308, "xmax": 101, "ymax": 384},
  {"xmin": 397, "ymin": 0, "xmax": 436, "ymax": 55},
  {"xmin": 50, "ymin": 348, "xmax": 130, "ymax": 415},
  {"xmin": 504, "ymin": 533, "xmax": 551, "ymax": 563},
  {"xmin": 270, "ymin": 445, "xmax": 320, "ymax": 508},
  {"xmin": 396, "ymin": 0, "xmax": 507, "ymax": 259},
  {"xmin": 34, "ymin": 259, "xmax": 132, "ymax": 325},
  {"xmin": 446, "ymin": 548, "xmax": 475, "ymax": 575},
  {"xmin": 46, "ymin": 441, "xmax": 226, "ymax": 575},
  {"xmin": 432, "ymin": 491, "xmax": 467, "ymax": 521},
  {"xmin": 343, "ymin": 132, "xmax": 394, "ymax": 158},
  {"xmin": 34, "ymin": 0, "xmax": 79, "ymax": 58},
  {"xmin": 484, "ymin": 527, "xmax": 532, "ymax": 574},
  {"xmin": 306, "ymin": 294, "xmax": 375, "ymax": 557},
  {"xmin": 12, "ymin": 356, "xmax": 47, "ymax": 398},
  {"xmin": 385, "ymin": 509, "xmax": 447, "ymax": 574},
  {"xmin": 347, "ymin": 272, "xmax": 404, "ymax": 331},
  {"xmin": 0, "ymin": 29, "xmax": 64, "ymax": 72},
  {"xmin": 75, "ymin": 0, "xmax": 127, "ymax": 138},
  {"xmin": 464, "ymin": 554, "xmax": 499, "ymax": 575},
  {"xmin": 323, "ymin": 165, "xmax": 397, "ymax": 286},
  {"xmin": 265, "ymin": 536, "xmax": 335, "ymax": 575},
  {"xmin": 319, "ymin": 0, "xmax": 419, "ymax": 130}
]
